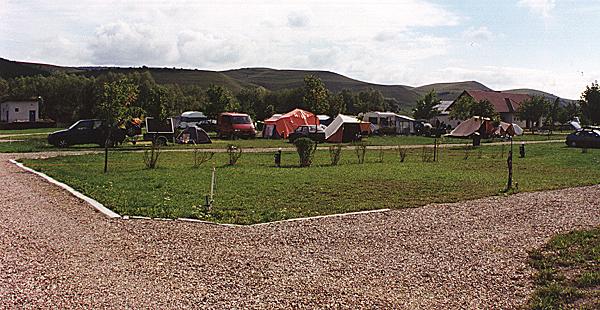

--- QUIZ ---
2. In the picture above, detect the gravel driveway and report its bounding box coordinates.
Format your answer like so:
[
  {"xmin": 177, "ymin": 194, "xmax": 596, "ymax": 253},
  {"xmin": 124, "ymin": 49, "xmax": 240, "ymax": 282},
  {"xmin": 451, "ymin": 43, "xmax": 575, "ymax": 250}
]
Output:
[{"xmin": 1, "ymin": 153, "xmax": 599, "ymax": 309}]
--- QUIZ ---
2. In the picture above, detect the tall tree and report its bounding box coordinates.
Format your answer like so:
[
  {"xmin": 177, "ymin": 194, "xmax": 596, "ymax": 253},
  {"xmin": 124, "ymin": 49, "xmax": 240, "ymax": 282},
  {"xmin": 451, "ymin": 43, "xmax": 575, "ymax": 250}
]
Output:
[
  {"xmin": 580, "ymin": 81, "xmax": 600, "ymax": 124},
  {"xmin": 236, "ymin": 87, "xmax": 267, "ymax": 119},
  {"xmin": 98, "ymin": 78, "xmax": 139, "ymax": 173},
  {"xmin": 339, "ymin": 89, "xmax": 358, "ymax": 114},
  {"xmin": 517, "ymin": 95, "xmax": 549, "ymax": 128},
  {"xmin": 557, "ymin": 101, "xmax": 581, "ymax": 124},
  {"xmin": 357, "ymin": 88, "xmax": 386, "ymax": 113},
  {"xmin": 205, "ymin": 85, "xmax": 240, "ymax": 119},
  {"xmin": 302, "ymin": 75, "xmax": 330, "ymax": 114},
  {"xmin": 450, "ymin": 95, "xmax": 498, "ymax": 120},
  {"xmin": 327, "ymin": 92, "xmax": 346, "ymax": 116},
  {"xmin": 413, "ymin": 89, "xmax": 441, "ymax": 120}
]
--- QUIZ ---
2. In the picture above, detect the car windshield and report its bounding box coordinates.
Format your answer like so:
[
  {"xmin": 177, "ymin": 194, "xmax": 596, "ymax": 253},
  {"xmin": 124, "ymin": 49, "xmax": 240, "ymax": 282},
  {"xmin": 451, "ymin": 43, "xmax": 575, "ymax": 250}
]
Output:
[
  {"xmin": 68, "ymin": 121, "xmax": 82, "ymax": 129},
  {"xmin": 231, "ymin": 116, "xmax": 251, "ymax": 124}
]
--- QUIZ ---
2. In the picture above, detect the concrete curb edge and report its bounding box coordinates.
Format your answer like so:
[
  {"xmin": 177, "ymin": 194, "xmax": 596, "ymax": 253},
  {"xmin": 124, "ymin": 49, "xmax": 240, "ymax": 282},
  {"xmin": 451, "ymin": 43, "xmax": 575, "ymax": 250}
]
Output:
[{"xmin": 9, "ymin": 159, "xmax": 122, "ymax": 219}]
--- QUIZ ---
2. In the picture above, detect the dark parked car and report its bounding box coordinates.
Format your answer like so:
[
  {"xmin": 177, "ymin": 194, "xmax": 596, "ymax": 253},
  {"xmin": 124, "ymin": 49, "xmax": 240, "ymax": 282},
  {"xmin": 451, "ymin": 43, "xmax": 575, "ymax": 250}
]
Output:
[
  {"xmin": 288, "ymin": 125, "xmax": 326, "ymax": 143},
  {"xmin": 48, "ymin": 119, "xmax": 126, "ymax": 147},
  {"xmin": 566, "ymin": 129, "xmax": 600, "ymax": 148}
]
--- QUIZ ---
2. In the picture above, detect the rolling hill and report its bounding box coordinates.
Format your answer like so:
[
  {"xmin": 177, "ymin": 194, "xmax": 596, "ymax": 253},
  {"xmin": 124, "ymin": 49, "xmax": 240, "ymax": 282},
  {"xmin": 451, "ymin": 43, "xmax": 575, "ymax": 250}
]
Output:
[
  {"xmin": 222, "ymin": 68, "xmax": 420, "ymax": 104},
  {"xmin": 413, "ymin": 81, "xmax": 492, "ymax": 101},
  {"xmin": 0, "ymin": 57, "xmax": 576, "ymax": 107}
]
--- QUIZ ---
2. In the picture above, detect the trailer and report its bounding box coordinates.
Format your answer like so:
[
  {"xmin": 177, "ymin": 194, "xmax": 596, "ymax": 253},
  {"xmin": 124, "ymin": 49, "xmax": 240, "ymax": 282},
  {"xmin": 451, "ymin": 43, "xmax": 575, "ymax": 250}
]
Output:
[{"xmin": 143, "ymin": 117, "xmax": 175, "ymax": 145}]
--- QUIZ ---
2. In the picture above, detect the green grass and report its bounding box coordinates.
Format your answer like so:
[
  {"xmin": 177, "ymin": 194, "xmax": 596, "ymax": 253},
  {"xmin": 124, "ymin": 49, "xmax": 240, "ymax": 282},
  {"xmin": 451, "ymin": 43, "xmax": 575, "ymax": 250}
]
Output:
[
  {"xmin": 21, "ymin": 143, "xmax": 600, "ymax": 225},
  {"xmin": 0, "ymin": 127, "xmax": 63, "ymax": 135},
  {"xmin": 0, "ymin": 131, "xmax": 567, "ymax": 153},
  {"xmin": 528, "ymin": 228, "xmax": 600, "ymax": 309}
]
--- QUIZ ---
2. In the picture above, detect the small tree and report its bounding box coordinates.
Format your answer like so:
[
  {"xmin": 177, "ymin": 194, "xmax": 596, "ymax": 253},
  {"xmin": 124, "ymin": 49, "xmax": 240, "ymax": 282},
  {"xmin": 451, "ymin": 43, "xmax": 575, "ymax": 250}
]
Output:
[
  {"xmin": 413, "ymin": 89, "xmax": 441, "ymax": 120},
  {"xmin": 294, "ymin": 137, "xmax": 317, "ymax": 167},
  {"xmin": 98, "ymin": 78, "xmax": 139, "ymax": 173}
]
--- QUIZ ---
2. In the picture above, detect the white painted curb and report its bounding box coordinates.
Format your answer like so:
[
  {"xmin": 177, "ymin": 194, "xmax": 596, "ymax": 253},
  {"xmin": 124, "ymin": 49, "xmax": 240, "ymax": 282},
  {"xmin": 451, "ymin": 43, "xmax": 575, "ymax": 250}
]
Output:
[
  {"xmin": 9, "ymin": 159, "xmax": 390, "ymax": 226},
  {"xmin": 249, "ymin": 208, "xmax": 391, "ymax": 226},
  {"xmin": 9, "ymin": 159, "xmax": 121, "ymax": 219}
]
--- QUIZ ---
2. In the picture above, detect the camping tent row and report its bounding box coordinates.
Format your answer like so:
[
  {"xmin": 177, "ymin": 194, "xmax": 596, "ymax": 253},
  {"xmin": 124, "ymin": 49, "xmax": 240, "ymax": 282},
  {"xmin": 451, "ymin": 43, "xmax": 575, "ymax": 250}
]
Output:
[
  {"xmin": 262, "ymin": 109, "xmax": 417, "ymax": 139},
  {"xmin": 447, "ymin": 116, "xmax": 523, "ymax": 138}
]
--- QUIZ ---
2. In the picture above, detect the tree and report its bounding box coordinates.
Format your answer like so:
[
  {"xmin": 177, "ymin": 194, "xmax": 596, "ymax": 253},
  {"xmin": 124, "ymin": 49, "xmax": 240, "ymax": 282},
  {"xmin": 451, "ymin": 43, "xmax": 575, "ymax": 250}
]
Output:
[
  {"xmin": 205, "ymin": 85, "xmax": 240, "ymax": 119},
  {"xmin": 413, "ymin": 89, "xmax": 441, "ymax": 120},
  {"xmin": 0, "ymin": 78, "xmax": 8, "ymax": 100},
  {"xmin": 580, "ymin": 81, "xmax": 600, "ymax": 125},
  {"xmin": 339, "ymin": 89, "xmax": 359, "ymax": 114},
  {"xmin": 327, "ymin": 92, "xmax": 346, "ymax": 116},
  {"xmin": 556, "ymin": 101, "xmax": 581, "ymax": 124},
  {"xmin": 517, "ymin": 95, "xmax": 549, "ymax": 129},
  {"xmin": 357, "ymin": 88, "xmax": 386, "ymax": 113},
  {"xmin": 236, "ymin": 87, "xmax": 267, "ymax": 119},
  {"xmin": 98, "ymin": 78, "xmax": 139, "ymax": 173},
  {"xmin": 449, "ymin": 95, "xmax": 497, "ymax": 120},
  {"xmin": 302, "ymin": 75, "xmax": 330, "ymax": 114}
]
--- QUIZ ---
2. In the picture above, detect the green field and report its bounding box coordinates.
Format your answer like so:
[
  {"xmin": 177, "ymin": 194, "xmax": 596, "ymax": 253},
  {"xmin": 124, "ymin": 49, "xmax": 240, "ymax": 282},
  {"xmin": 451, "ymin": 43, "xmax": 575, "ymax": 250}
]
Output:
[
  {"xmin": 528, "ymin": 227, "xmax": 600, "ymax": 309},
  {"xmin": 21, "ymin": 142, "xmax": 600, "ymax": 224},
  {"xmin": 0, "ymin": 130, "xmax": 567, "ymax": 153},
  {"xmin": 0, "ymin": 127, "xmax": 63, "ymax": 136}
]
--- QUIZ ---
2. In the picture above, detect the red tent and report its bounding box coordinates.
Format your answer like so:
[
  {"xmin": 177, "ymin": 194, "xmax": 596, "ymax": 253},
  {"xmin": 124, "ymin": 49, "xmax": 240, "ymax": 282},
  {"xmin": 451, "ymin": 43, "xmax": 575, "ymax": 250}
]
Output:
[{"xmin": 263, "ymin": 109, "xmax": 319, "ymax": 138}]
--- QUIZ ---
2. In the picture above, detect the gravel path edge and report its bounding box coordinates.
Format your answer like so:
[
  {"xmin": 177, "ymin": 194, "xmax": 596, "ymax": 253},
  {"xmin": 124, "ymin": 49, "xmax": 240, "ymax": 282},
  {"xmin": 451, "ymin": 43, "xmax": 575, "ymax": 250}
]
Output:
[{"xmin": 8, "ymin": 159, "xmax": 121, "ymax": 219}]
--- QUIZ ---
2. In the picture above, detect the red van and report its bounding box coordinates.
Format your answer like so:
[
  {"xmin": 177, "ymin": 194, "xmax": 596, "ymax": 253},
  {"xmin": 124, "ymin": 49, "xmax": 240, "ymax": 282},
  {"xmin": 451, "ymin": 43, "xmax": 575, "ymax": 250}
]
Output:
[{"xmin": 217, "ymin": 112, "xmax": 257, "ymax": 139}]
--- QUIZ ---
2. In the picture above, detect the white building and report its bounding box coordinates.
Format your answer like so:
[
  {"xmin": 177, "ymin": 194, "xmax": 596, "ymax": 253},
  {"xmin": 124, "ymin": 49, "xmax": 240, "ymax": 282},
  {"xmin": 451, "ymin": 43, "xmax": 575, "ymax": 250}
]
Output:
[{"xmin": 1, "ymin": 100, "xmax": 39, "ymax": 123}]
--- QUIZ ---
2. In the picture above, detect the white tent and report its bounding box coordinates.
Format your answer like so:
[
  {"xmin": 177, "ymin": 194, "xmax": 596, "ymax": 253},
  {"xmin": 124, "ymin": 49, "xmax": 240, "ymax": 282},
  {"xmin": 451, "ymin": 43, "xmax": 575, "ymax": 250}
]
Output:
[{"xmin": 325, "ymin": 114, "xmax": 364, "ymax": 143}]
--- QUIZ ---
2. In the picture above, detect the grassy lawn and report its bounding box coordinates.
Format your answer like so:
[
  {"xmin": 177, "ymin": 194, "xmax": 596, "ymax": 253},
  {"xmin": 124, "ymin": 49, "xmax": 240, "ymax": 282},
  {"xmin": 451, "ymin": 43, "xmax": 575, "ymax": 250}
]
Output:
[
  {"xmin": 21, "ymin": 142, "xmax": 600, "ymax": 224},
  {"xmin": 0, "ymin": 127, "xmax": 63, "ymax": 135},
  {"xmin": 1, "ymin": 130, "xmax": 568, "ymax": 153},
  {"xmin": 528, "ymin": 227, "xmax": 600, "ymax": 309}
]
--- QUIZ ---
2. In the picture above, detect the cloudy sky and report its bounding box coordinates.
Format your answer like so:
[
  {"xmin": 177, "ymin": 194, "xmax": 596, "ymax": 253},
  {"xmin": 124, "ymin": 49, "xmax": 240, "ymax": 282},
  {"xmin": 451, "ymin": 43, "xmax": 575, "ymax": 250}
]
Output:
[{"xmin": 1, "ymin": 0, "xmax": 598, "ymax": 98}]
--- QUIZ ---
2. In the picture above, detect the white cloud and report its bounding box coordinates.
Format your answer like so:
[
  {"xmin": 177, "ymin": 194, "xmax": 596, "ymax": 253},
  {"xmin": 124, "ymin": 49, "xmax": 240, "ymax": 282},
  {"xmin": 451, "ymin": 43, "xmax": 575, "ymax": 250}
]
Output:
[
  {"xmin": 517, "ymin": 0, "xmax": 556, "ymax": 18},
  {"xmin": 89, "ymin": 22, "xmax": 176, "ymax": 66},
  {"xmin": 462, "ymin": 26, "xmax": 493, "ymax": 44},
  {"xmin": 287, "ymin": 12, "xmax": 310, "ymax": 28}
]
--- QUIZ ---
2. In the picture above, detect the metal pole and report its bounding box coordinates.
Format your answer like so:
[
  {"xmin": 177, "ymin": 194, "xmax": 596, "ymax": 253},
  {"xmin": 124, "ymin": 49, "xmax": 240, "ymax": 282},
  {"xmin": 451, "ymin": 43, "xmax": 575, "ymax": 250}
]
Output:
[{"xmin": 210, "ymin": 166, "xmax": 216, "ymax": 201}]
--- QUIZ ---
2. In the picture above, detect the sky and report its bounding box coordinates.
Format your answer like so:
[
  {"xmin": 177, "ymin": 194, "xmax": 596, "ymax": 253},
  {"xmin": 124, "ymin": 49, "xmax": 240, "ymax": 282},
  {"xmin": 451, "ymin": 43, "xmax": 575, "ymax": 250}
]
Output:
[{"xmin": 1, "ymin": 0, "xmax": 599, "ymax": 99}]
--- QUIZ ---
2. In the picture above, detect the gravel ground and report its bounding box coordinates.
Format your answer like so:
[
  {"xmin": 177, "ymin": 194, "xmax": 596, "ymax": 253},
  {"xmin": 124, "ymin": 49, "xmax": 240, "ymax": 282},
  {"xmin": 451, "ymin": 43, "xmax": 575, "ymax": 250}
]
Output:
[{"xmin": 1, "ymin": 152, "xmax": 599, "ymax": 309}]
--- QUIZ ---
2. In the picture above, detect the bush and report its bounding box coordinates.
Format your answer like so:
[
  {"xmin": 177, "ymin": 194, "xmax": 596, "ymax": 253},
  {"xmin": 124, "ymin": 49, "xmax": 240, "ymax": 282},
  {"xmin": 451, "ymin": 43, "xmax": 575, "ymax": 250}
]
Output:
[
  {"xmin": 294, "ymin": 137, "xmax": 317, "ymax": 167},
  {"xmin": 354, "ymin": 142, "xmax": 367, "ymax": 164},
  {"xmin": 193, "ymin": 148, "xmax": 214, "ymax": 168},
  {"xmin": 397, "ymin": 147, "xmax": 407, "ymax": 162},
  {"xmin": 329, "ymin": 145, "xmax": 342, "ymax": 166},
  {"xmin": 227, "ymin": 145, "xmax": 242, "ymax": 166},
  {"xmin": 143, "ymin": 142, "xmax": 161, "ymax": 169}
]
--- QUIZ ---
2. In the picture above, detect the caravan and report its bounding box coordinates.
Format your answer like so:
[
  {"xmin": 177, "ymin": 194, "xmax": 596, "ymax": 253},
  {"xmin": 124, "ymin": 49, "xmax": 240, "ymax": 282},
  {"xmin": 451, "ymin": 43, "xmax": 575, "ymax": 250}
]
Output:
[{"xmin": 362, "ymin": 112, "xmax": 415, "ymax": 135}]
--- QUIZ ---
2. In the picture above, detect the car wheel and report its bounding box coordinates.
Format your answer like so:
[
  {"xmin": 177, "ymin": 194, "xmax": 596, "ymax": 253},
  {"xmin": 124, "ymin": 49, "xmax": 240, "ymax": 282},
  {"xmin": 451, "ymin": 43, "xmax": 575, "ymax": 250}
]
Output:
[
  {"xmin": 569, "ymin": 141, "xmax": 577, "ymax": 147},
  {"xmin": 57, "ymin": 138, "xmax": 69, "ymax": 148}
]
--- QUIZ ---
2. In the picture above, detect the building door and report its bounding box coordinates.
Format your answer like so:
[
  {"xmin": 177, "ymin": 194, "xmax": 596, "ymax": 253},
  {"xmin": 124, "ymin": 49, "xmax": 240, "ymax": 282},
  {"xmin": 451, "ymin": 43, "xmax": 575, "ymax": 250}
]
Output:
[{"xmin": 29, "ymin": 110, "xmax": 36, "ymax": 122}]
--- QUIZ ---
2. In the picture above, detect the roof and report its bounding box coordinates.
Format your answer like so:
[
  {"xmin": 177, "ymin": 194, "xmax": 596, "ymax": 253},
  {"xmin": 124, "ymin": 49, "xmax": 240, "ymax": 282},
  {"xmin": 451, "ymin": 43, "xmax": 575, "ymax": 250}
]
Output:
[
  {"xmin": 434, "ymin": 101, "xmax": 453, "ymax": 114},
  {"xmin": 181, "ymin": 111, "xmax": 206, "ymax": 118},
  {"xmin": 364, "ymin": 111, "xmax": 416, "ymax": 122},
  {"xmin": 459, "ymin": 90, "xmax": 531, "ymax": 113},
  {"xmin": 221, "ymin": 112, "xmax": 250, "ymax": 117}
]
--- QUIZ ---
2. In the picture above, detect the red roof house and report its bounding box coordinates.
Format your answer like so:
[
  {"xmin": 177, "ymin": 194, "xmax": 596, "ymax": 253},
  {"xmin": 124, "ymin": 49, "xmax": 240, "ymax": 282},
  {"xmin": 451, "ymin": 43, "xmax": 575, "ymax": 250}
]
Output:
[{"xmin": 449, "ymin": 90, "xmax": 531, "ymax": 126}]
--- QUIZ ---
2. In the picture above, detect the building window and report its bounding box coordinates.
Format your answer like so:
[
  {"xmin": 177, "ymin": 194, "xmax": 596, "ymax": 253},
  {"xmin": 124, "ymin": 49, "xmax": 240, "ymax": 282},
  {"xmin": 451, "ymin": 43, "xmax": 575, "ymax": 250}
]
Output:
[{"xmin": 15, "ymin": 108, "xmax": 19, "ymax": 112}]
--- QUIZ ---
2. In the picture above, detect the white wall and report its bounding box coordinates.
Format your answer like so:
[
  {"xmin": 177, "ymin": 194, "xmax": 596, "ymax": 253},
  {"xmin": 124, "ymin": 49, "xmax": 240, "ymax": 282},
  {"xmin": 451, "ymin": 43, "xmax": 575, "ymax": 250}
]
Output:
[{"xmin": 0, "ymin": 101, "xmax": 39, "ymax": 122}]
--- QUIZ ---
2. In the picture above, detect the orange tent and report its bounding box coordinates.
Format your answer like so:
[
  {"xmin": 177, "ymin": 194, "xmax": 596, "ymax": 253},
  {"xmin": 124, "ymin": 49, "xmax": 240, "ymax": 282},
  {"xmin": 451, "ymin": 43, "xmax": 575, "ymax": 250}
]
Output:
[{"xmin": 263, "ymin": 109, "xmax": 319, "ymax": 138}]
